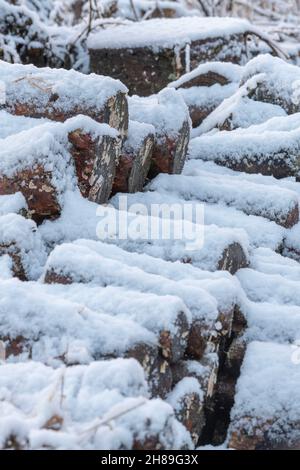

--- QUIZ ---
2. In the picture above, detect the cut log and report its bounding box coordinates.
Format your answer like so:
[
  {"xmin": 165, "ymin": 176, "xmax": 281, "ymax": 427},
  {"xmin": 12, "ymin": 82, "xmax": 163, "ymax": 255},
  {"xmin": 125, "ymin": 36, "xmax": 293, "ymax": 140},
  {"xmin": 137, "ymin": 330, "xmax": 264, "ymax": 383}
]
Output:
[
  {"xmin": 224, "ymin": 335, "xmax": 247, "ymax": 379},
  {"xmin": 189, "ymin": 114, "xmax": 300, "ymax": 181},
  {"xmin": 149, "ymin": 356, "xmax": 173, "ymax": 399},
  {"xmin": 241, "ymin": 54, "xmax": 300, "ymax": 115},
  {"xmin": 44, "ymin": 282, "xmax": 190, "ymax": 364},
  {"xmin": 168, "ymin": 62, "xmax": 242, "ymax": 128},
  {"xmin": 150, "ymin": 173, "xmax": 300, "ymax": 229},
  {"xmin": 0, "ymin": 213, "xmax": 47, "ymax": 281},
  {"xmin": 68, "ymin": 126, "xmax": 121, "ymax": 205},
  {"xmin": 90, "ymin": 204, "xmax": 249, "ymax": 274},
  {"xmin": 0, "ymin": 117, "xmax": 121, "ymax": 222},
  {"xmin": 0, "ymin": 60, "xmax": 129, "ymax": 138},
  {"xmin": 129, "ymin": 89, "xmax": 190, "ymax": 178},
  {"xmin": 228, "ymin": 342, "xmax": 300, "ymax": 450},
  {"xmin": 88, "ymin": 17, "xmax": 282, "ymax": 96},
  {"xmin": 171, "ymin": 353, "xmax": 219, "ymax": 402},
  {"xmin": 167, "ymin": 377, "xmax": 206, "ymax": 444},
  {"xmin": 112, "ymin": 121, "xmax": 155, "ymax": 194},
  {"xmin": 0, "ymin": 278, "xmax": 158, "ymax": 372},
  {"xmin": 193, "ymin": 84, "xmax": 287, "ymax": 135}
]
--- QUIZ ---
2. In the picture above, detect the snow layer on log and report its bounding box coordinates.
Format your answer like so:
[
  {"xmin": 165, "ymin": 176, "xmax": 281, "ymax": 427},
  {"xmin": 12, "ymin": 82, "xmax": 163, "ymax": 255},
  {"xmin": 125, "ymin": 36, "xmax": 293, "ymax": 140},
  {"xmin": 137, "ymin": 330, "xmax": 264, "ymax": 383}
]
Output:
[
  {"xmin": 228, "ymin": 341, "xmax": 300, "ymax": 449},
  {"xmin": 0, "ymin": 110, "xmax": 50, "ymax": 139},
  {"xmin": 237, "ymin": 268, "xmax": 300, "ymax": 306},
  {"xmin": 71, "ymin": 239, "xmax": 239, "ymax": 315},
  {"xmin": 0, "ymin": 360, "xmax": 192, "ymax": 450},
  {"xmin": 40, "ymin": 191, "xmax": 249, "ymax": 273},
  {"xmin": 43, "ymin": 241, "xmax": 220, "ymax": 324},
  {"xmin": 189, "ymin": 112, "xmax": 300, "ymax": 179},
  {"xmin": 0, "ymin": 214, "xmax": 47, "ymax": 280},
  {"xmin": 149, "ymin": 172, "xmax": 299, "ymax": 228},
  {"xmin": 0, "ymin": 192, "xmax": 27, "ymax": 216},
  {"xmin": 0, "ymin": 254, "xmax": 13, "ymax": 280},
  {"xmin": 168, "ymin": 62, "xmax": 243, "ymax": 90},
  {"xmin": 44, "ymin": 282, "xmax": 190, "ymax": 363},
  {"xmin": 241, "ymin": 54, "xmax": 300, "ymax": 114},
  {"xmin": 114, "ymin": 189, "xmax": 285, "ymax": 251},
  {"xmin": 128, "ymin": 89, "xmax": 190, "ymax": 144},
  {"xmin": 0, "ymin": 278, "xmax": 157, "ymax": 365},
  {"xmin": 0, "ymin": 60, "xmax": 127, "ymax": 121},
  {"xmin": 87, "ymin": 17, "xmax": 263, "ymax": 51}
]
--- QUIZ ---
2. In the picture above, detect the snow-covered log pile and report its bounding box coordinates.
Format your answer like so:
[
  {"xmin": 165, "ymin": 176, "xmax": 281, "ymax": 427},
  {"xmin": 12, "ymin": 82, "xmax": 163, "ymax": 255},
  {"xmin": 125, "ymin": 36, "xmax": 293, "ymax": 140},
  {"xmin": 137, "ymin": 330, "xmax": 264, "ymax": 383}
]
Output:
[{"xmin": 2, "ymin": 3, "xmax": 300, "ymax": 451}]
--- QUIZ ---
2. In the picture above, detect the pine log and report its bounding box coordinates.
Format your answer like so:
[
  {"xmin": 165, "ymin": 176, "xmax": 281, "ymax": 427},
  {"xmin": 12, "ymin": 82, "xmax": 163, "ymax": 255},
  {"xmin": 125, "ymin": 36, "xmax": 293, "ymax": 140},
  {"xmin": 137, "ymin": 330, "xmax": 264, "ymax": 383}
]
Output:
[
  {"xmin": 112, "ymin": 121, "xmax": 155, "ymax": 194},
  {"xmin": 149, "ymin": 356, "xmax": 173, "ymax": 399},
  {"xmin": 171, "ymin": 354, "xmax": 219, "ymax": 402},
  {"xmin": 0, "ymin": 165, "xmax": 59, "ymax": 224},
  {"xmin": 68, "ymin": 128, "xmax": 121, "ymax": 204},
  {"xmin": 129, "ymin": 90, "xmax": 190, "ymax": 179},
  {"xmin": 0, "ymin": 61, "xmax": 129, "ymax": 138},
  {"xmin": 88, "ymin": 17, "xmax": 281, "ymax": 95},
  {"xmin": 168, "ymin": 377, "xmax": 206, "ymax": 444},
  {"xmin": 0, "ymin": 118, "xmax": 121, "ymax": 222}
]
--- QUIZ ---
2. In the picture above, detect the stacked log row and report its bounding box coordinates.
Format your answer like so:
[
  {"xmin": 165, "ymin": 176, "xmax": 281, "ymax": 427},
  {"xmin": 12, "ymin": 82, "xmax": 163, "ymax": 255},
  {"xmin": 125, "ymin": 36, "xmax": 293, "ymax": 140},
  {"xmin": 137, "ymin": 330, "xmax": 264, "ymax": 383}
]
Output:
[
  {"xmin": 40, "ymin": 238, "xmax": 247, "ymax": 440},
  {"xmin": 88, "ymin": 17, "xmax": 283, "ymax": 96}
]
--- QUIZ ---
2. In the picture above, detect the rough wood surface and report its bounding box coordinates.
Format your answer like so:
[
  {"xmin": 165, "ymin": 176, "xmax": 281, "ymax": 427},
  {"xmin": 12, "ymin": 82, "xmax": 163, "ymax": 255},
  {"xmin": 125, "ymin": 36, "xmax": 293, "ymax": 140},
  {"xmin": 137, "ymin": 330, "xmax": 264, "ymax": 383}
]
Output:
[
  {"xmin": 217, "ymin": 242, "xmax": 249, "ymax": 274},
  {"xmin": 148, "ymin": 120, "xmax": 190, "ymax": 179},
  {"xmin": 69, "ymin": 129, "xmax": 121, "ymax": 204},
  {"xmin": 112, "ymin": 132, "xmax": 154, "ymax": 194},
  {"xmin": 0, "ymin": 166, "xmax": 60, "ymax": 224},
  {"xmin": 90, "ymin": 34, "xmax": 254, "ymax": 96}
]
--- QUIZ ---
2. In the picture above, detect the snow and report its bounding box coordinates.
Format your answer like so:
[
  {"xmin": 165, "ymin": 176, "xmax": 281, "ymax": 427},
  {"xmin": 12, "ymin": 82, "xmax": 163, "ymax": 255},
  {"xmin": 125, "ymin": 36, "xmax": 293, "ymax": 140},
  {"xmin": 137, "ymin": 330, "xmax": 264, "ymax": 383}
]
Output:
[
  {"xmin": 87, "ymin": 17, "xmax": 259, "ymax": 51},
  {"xmin": 0, "ymin": 60, "xmax": 128, "ymax": 112},
  {"xmin": 43, "ymin": 241, "xmax": 220, "ymax": 324},
  {"xmin": 0, "ymin": 255, "xmax": 13, "ymax": 280},
  {"xmin": 72, "ymin": 238, "xmax": 240, "ymax": 313},
  {"xmin": 177, "ymin": 83, "xmax": 238, "ymax": 115},
  {"xmin": 188, "ymin": 111, "xmax": 300, "ymax": 173},
  {"xmin": 237, "ymin": 268, "xmax": 300, "ymax": 306},
  {"xmin": 44, "ymin": 282, "xmax": 191, "ymax": 338},
  {"xmin": 168, "ymin": 62, "xmax": 243, "ymax": 89},
  {"xmin": 241, "ymin": 54, "xmax": 300, "ymax": 108},
  {"xmin": 0, "ymin": 278, "xmax": 156, "ymax": 365},
  {"xmin": 113, "ymin": 189, "xmax": 285, "ymax": 250},
  {"xmin": 243, "ymin": 300, "xmax": 300, "ymax": 344},
  {"xmin": 0, "ymin": 111, "xmax": 50, "ymax": 140},
  {"xmin": 167, "ymin": 377, "xmax": 204, "ymax": 411},
  {"xmin": 193, "ymin": 84, "xmax": 286, "ymax": 136},
  {"xmin": 0, "ymin": 360, "xmax": 192, "ymax": 449},
  {"xmin": 0, "ymin": 214, "xmax": 47, "ymax": 280},
  {"xmin": 129, "ymin": 88, "xmax": 190, "ymax": 140},
  {"xmin": 0, "ymin": 193, "xmax": 27, "ymax": 216},
  {"xmin": 40, "ymin": 190, "xmax": 249, "ymax": 271},
  {"xmin": 229, "ymin": 341, "xmax": 300, "ymax": 443},
  {"xmin": 149, "ymin": 172, "xmax": 298, "ymax": 226},
  {"xmin": 125, "ymin": 120, "xmax": 155, "ymax": 153}
]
